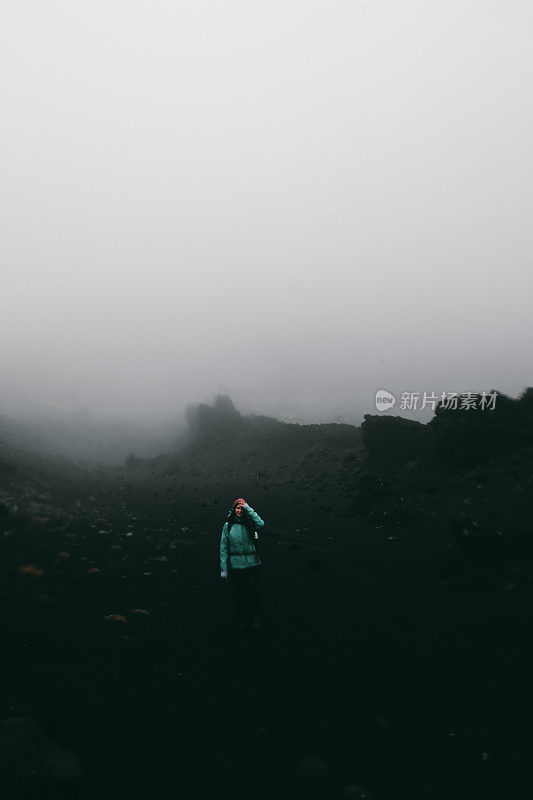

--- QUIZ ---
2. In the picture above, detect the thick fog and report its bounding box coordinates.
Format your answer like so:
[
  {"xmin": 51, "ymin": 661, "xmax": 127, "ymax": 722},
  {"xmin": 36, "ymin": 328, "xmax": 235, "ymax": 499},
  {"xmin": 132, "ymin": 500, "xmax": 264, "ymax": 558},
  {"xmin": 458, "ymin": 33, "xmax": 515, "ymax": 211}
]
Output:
[{"xmin": 2, "ymin": 0, "xmax": 532, "ymax": 426}]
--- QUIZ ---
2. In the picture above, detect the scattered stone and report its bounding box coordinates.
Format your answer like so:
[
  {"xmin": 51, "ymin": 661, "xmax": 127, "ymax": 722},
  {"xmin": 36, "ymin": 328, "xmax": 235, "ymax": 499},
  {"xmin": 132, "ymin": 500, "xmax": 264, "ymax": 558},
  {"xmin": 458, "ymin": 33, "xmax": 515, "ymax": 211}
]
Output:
[
  {"xmin": 38, "ymin": 594, "xmax": 54, "ymax": 605},
  {"xmin": 341, "ymin": 785, "xmax": 373, "ymax": 799},
  {"xmin": 17, "ymin": 564, "xmax": 44, "ymax": 577}
]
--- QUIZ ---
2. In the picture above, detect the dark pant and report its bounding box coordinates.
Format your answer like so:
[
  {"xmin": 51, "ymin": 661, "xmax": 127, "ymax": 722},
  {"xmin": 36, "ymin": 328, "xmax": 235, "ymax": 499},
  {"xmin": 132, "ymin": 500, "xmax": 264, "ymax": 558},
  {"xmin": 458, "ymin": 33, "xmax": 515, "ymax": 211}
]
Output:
[{"xmin": 229, "ymin": 566, "xmax": 260, "ymax": 626}]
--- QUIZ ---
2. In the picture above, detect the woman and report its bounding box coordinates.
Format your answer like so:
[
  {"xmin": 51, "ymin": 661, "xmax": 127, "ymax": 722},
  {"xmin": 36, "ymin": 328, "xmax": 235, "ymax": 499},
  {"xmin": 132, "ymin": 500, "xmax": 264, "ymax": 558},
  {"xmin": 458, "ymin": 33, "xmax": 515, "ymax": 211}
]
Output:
[{"xmin": 220, "ymin": 498, "xmax": 265, "ymax": 630}]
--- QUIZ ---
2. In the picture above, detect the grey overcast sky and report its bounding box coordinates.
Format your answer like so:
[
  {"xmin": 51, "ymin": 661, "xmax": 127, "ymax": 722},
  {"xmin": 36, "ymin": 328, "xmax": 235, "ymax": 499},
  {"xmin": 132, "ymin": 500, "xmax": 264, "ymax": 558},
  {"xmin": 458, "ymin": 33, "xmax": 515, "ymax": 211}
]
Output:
[{"xmin": 1, "ymin": 0, "xmax": 532, "ymax": 423}]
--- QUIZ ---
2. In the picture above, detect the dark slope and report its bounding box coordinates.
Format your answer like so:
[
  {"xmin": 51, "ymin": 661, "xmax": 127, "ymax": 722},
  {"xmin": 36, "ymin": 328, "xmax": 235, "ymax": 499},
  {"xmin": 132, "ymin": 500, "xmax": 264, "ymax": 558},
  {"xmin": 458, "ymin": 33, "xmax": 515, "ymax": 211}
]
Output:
[
  {"xmin": 357, "ymin": 388, "xmax": 533, "ymax": 558},
  {"xmin": 0, "ymin": 390, "xmax": 532, "ymax": 799}
]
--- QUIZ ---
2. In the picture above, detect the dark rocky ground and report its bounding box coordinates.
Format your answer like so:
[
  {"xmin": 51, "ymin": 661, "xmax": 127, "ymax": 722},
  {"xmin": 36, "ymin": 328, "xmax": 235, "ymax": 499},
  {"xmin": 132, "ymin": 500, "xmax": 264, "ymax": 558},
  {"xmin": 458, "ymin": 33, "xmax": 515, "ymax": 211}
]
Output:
[{"xmin": 1, "ymin": 393, "xmax": 532, "ymax": 799}]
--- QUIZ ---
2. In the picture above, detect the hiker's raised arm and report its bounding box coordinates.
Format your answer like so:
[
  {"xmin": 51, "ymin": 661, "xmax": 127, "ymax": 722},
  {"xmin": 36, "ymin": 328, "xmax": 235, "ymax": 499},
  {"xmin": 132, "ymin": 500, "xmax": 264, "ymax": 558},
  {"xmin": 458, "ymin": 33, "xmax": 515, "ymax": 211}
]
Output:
[{"xmin": 244, "ymin": 504, "xmax": 264, "ymax": 528}]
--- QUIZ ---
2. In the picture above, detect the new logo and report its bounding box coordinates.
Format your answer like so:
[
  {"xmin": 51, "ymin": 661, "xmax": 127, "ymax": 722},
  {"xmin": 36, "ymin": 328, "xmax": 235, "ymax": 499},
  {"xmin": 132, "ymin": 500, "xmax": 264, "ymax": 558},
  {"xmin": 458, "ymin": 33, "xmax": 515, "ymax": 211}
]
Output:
[{"xmin": 375, "ymin": 389, "xmax": 396, "ymax": 412}]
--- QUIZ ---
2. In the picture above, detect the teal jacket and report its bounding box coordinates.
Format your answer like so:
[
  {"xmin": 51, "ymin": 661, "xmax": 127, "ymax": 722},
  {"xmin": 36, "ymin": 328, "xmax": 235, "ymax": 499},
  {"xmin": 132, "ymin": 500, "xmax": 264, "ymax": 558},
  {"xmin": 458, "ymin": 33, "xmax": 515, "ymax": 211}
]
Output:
[{"xmin": 220, "ymin": 506, "xmax": 265, "ymax": 571}]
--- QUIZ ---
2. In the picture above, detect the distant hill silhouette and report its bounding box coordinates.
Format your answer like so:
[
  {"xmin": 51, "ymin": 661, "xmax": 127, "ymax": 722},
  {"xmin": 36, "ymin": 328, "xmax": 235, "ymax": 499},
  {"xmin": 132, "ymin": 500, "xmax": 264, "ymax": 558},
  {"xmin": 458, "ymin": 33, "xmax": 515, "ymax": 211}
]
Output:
[{"xmin": 1, "ymin": 389, "xmax": 531, "ymax": 557}]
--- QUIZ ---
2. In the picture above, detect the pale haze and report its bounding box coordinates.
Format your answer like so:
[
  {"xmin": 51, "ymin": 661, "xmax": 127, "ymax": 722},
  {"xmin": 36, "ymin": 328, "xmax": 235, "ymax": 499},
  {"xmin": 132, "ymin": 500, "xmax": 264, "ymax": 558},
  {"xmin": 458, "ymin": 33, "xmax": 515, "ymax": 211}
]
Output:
[{"xmin": 1, "ymin": 0, "xmax": 532, "ymax": 425}]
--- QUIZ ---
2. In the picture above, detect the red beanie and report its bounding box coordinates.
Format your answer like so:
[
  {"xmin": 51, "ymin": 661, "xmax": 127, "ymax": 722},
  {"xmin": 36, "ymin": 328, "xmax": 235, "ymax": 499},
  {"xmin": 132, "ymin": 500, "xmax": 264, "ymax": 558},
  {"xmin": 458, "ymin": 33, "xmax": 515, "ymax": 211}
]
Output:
[{"xmin": 233, "ymin": 498, "xmax": 246, "ymax": 508}]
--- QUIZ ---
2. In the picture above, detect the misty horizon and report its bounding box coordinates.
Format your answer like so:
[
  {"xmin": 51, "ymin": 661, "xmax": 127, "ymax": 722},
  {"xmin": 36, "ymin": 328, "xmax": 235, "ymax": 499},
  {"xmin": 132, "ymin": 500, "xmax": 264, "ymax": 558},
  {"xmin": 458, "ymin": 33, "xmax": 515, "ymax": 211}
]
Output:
[{"xmin": 0, "ymin": 385, "xmax": 530, "ymax": 429}]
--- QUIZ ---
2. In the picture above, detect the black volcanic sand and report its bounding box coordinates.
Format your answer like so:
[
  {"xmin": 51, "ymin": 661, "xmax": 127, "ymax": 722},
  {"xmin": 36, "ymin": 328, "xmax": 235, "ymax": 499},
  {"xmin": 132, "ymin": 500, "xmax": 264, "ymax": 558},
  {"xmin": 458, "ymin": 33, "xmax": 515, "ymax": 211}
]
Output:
[{"xmin": 1, "ymin": 478, "xmax": 532, "ymax": 800}]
